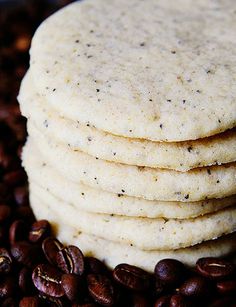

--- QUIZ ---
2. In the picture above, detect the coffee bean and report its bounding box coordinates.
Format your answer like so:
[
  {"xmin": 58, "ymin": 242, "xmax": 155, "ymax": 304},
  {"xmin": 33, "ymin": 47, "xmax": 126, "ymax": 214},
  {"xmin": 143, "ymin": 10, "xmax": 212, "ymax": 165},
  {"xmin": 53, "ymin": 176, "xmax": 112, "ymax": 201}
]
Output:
[
  {"xmin": 14, "ymin": 186, "xmax": 28, "ymax": 206},
  {"xmin": 29, "ymin": 220, "xmax": 51, "ymax": 243},
  {"xmin": 155, "ymin": 259, "xmax": 186, "ymax": 286},
  {"xmin": 179, "ymin": 276, "xmax": 210, "ymax": 298},
  {"xmin": 0, "ymin": 205, "xmax": 11, "ymax": 222},
  {"xmin": 56, "ymin": 245, "xmax": 85, "ymax": 275},
  {"xmin": 11, "ymin": 241, "xmax": 40, "ymax": 268},
  {"xmin": 196, "ymin": 257, "xmax": 235, "ymax": 280},
  {"xmin": 0, "ymin": 248, "xmax": 12, "ymax": 274},
  {"xmin": 42, "ymin": 237, "xmax": 64, "ymax": 266},
  {"xmin": 0, "ymin": 276, "xmax": 17, "ymax": 298},
  {"xmin": 15, "ymin": 206, "xmax": 35, "ymax": 224},
  {"xmin": 113, "ymin": 263, "xmax": 150, "ymax": 291},
  {"xmin": 32, "ymin": 264, "xmax": 64, "ymax": 298},
  {"xmin": 19, "ymin": 296, "xmax": 41, "ymax": 307},
  {"xmin": 62, "ymin": 273, "xmax": 85, "ymax": 301},
  {"xmin": 87, "ymin": 274, "xmax": 115, "ymax": 306},
  {"xmin": 217, "ymin": 279, "xmax": 236, "ymax": 295},
  {"xmin": 85, "ymin": 257, "xmax": 109, "ymax": 275},
  {"xmin": 3, "ymin": 169, "xmax": 26, "ymax": 187},
  {"xmin": 154, "ymin": 278, "xmax": 164, "ymax": 296},
  {"xmin": 9, "ymin": 220, "xmax": 28, "ymax": 244},
  {"xmin": 169, "ymin": 294, "xmax": 188, "ymax": 307},
  {"xmin": 154, "ymin": 295, "xmax": 171, "ymax": 307},
  {"xmin": 38, "ymin": 293, "xmax": 66, "ymax": 306},
  {"xmin": 19, "ymin": 267, "xmax": 34, "ymax": 294}
]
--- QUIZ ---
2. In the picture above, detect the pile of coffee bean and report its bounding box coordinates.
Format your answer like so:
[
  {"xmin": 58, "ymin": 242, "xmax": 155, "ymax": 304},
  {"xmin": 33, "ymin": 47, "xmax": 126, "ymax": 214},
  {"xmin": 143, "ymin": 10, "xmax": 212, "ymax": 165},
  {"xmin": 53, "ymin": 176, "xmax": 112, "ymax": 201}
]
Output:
[{"xmin": 0, "ymin": 1, "xmax": 236, "ymax": 306}]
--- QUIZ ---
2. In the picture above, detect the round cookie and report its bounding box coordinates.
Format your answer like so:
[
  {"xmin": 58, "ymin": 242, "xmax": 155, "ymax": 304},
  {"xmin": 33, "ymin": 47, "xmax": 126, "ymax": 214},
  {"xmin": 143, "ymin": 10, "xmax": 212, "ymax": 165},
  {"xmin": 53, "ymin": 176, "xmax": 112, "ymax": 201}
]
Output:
[
  {"xmin": 29, "ymin": 0, "xmax": 236, "ymax": 141},
  {"xmin": 31, "ymin": 195, "xmax": 236, "ymax": 271},
  {"xmin": 19, "ymin": 72, "xmax": 236, "ymax": 171},
  {"xmin": 23, "ymin": 147, "xmax": 236, "ymax": 219},
  {"xmin": 24, "ymin": 126, "xmax": 236, "ymax": 202},
  {"xmin": 30, "ymin": 184, "xmax": 236, "ymax": 251}
]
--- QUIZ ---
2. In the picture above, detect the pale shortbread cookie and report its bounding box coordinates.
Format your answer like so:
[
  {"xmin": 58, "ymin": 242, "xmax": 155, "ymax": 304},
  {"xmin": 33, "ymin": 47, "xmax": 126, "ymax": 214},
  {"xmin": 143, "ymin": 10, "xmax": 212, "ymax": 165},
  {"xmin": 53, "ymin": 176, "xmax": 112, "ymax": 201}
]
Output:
[
  {"xmin": 24, "ymin": 126, "xmax": 236, "ymax": 202},
  {"xmin": 29, "ymin": 0, "xmax": 236, "ymax": 142},
  {"xmin": 19, "ymin": 72, "xmax": 236, "ymax": 171},
  {"xmin": 31, "ymin": 196, "xmax": 236, "ymax": 271},
  {"xmin": 23, "ymin": 147, "xmax": 236, "ymax": 219},
  {"xmin": 29, "ymin": 184, "xmax": 236, "ymax": 250}
]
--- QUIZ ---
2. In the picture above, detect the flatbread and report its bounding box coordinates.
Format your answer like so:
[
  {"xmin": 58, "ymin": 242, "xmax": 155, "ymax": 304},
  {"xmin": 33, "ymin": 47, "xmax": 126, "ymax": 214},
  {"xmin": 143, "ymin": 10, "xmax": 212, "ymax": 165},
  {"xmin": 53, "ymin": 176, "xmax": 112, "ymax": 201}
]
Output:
[
  {"xmin": 19, "ymin": 72, "xmax": 236, "ymax": 171},
  {"xmin": 29, "ymin": 0, "xmax": 236, "ymax": 141},
  {"xmin": 29, "ymin": 184, "xmax": 236, "ymax": 250},
  {"xmin": 24, "ymin": 125, "xmax": 236, "ymax": 202},
  {"xmin": 23, "ymin": 147, "xmax": 236, "ymax": 219},
  {"xmin": 31, "ymin": 196, "xmax": 236, "ymax": 271}
]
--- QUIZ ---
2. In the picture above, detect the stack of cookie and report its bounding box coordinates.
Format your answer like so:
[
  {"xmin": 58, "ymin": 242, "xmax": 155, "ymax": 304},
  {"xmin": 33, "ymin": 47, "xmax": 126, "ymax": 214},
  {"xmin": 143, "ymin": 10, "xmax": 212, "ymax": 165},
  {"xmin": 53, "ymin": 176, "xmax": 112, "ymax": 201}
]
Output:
[{"xmin": 19, "ymin": 0, "xmax": 236, "ymax": 272}]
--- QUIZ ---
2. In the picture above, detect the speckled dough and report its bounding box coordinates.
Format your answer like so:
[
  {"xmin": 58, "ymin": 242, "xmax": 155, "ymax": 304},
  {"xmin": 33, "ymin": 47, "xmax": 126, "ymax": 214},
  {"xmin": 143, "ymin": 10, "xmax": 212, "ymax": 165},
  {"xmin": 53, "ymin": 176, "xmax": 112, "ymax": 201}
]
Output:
[
  {"xmin": 29, "ymin": 0, "xmax": 236, "ymax": 141},
  {"xmin": 23, "ymin": 147, "xmax": 236, "ymax": 219},
  {"xmin": 29, "ymin": 184, "xmax": 236, "ymax": 250},
  {"xmin": 19, "ymin": 72, "xmax": 236, "ymax": 171},
  {"xmin": 24, "ymin": 125, "xmax": 236, "ymax": 202},
  {"xmin": 31, "ymin": 196, "xmax": 236, "ymax": 271}
]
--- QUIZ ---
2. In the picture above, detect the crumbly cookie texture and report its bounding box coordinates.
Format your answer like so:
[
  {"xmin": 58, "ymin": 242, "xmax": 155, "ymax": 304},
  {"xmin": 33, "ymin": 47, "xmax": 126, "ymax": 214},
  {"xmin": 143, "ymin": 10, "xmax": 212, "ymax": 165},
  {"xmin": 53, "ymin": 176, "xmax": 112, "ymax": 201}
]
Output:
[{"xmin": 29, "ymin": 0, "xmax": 236, "ymax": 141}]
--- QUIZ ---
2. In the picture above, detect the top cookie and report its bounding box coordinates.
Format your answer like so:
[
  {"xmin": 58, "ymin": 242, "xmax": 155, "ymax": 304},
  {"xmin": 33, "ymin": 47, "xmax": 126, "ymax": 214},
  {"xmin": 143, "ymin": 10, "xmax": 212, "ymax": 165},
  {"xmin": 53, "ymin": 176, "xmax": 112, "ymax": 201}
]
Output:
[{"xmin": 30, "ymin": 0, "xmax": 236, "ymax": 141}]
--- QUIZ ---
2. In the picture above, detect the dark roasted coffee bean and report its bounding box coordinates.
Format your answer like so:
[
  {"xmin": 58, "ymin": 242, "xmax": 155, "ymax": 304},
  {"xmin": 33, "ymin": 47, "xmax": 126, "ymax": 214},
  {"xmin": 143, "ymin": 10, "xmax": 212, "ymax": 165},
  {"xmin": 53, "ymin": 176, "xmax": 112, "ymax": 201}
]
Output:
[
  {"xmin": 15, "ymin": 207, "xmax": 35, "ymax": 224},
  {"xmin": 9, "ymin": 220, "xmax": 28, "ymax": 244},
  {"xmin": 0, "ymin": 276, "xmax": 17, "ymax": 298},
  {"xmin": 85, "ymin": 257, "xmax": 109, "ymax": 275},
  {"xmin": 29, "ymin": 220, "xmax": 51, "ymax": 243},
  {"xmin": 11, "ymin": 241, "xmax": 40, "ymax": 268},
  {"xmin": 32, "ymin": 264, "xmax": 64, "ymax": 298},
  {"xmin": 113, "ymin": 263, "xmax": 150, "ymax": 291},
  {"xmin": 56, "ymin": 245, "xmax": 85, "ymax": 275},
  {"xmin": 217, "ymin": 279, "xmax": 236, "ymax": 295},
  {"xmin": 196, "ymin": 257, "xmax": 235, "ymax": 280},
  {"xmin": 0, "ymin": 205, "xmax": 11, "ymax": 222},
  {"xmin": 131, "ymin": 293, "xmax": 149, "ymax": 307},
  {"xmin": 209, "ymin": 296, "xmax": 236, "ymax": 307},
  {"xmin": 154, "ymin": 295, "xmax": 171, "ymax": 307},
  {"xmin": 154, "ymin": 278, "xmax": 164, "ymax": 296},
  {"xmin": 19, "ymin": 267, "xmax": 34, "ymax": 294},
  {"xmin": 14, "ymin": 186, "xmax": 28, "ymax": 206},
  {"xmin": 170, "ymin": 294, "xmax": 188, "ymax": 307},
  {"xmin": 87, "ymin": 274, "xmax": 115, "ymax": 306},
  {"xmin": 155, "ymin": 259, "xmax": 186, "ymax": 286},
  {"xmin": 42, "ymin": 237, "xmax": 64, "ymax": 266},
  {"xmin": 179, "ymin": 276, "xmax": 210, "ymax": 298},
  {"xmin": 19, "ymin": 296, "xmax": 40, "ymax": 307},
  {"xmin": 3, "ymin": 169, "xmax": 26, "ymax": 187},
  {"xmin": 62, "ymin": 273, "xmax": 84, "ymax": 301},
  {"xmin": 0, "ymin": 248, "xmax": 12, "ymax": 274}
]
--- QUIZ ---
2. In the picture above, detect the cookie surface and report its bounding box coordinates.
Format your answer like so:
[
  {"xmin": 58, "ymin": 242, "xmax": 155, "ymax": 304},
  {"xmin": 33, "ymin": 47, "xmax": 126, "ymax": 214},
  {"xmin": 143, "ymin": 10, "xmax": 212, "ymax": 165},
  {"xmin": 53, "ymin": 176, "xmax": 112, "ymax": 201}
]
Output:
[
  {"xmin": 31, "ymin": 195, "xmax": 236, "ymax": 271},
  {"xmin": 19, "ymin": 72, "xmax": 236, "ymax": 171},
  {"xmin": 30, "ymin": 0, "xmax": 236, "ymax": 141},
  {"xmin": 30, "ymin": 184, "xmax": 236, "ymax": 250},
  {"xmin": 23, "ymin": 147, "xmax": 236, "ymax": 219},
  {"xmin": 24, "ymin": 126, "xmax": 236, "ymax": 202}
]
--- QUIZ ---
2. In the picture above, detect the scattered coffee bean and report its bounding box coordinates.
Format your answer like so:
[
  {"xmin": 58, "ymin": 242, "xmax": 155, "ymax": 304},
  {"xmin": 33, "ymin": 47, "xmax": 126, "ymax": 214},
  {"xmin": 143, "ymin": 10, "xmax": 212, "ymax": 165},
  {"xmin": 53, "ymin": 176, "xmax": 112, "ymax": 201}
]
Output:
[
  {"xmin": 85, "ymin": 257, "xmax": 109, "ymax": 276},
  {"xmin": 196, "ymin": 257, "xmax": 235, "ymax": 280},
  {"xmin": 19, "ymin": 267, "xmax": 34, "ymax": 294},
  {"xmin": 19, "ymin": 296, "xmax": 41, "ymax": 307},
  {"xmin": 9, "ymin": 219, "xmax": 28, "ymax": 244},
  {"xmin": 216, "ymin": 279, "xmax": 236, "ymax": 295},
  {"xmin": 11, "ymin": 241, "xmax": 40, "ymax": 268},
  {"xmin": 29, "ymin": 219, "xmax": 51, "ymax": 243},
  {"xmin": 87, "ymin": 274, "xmax": 115, "ymax": 306},
  {"xmin": 209, "ymin": 296, "xmax": 236, "ymax": 307},
  {"xmin": 131, "ymin": 292, "xmax": 150, "ymax": 307},
  {"xmin": 155, "ymin": 259, "xmax": 186, "ymax": 286},
  {"xmin": 154, "ymin": 295, "xmax": 171, "ymax": 307},
  {"xmin": 2, "ymin": 297, "xmax": 18, "ymax": 307},
  {"xmin": 113, "ymin": 263, "xmax": 150, "ymax": 291},
  {"xmin": 62, "ymin": 273, "xmax": 85, "ymax": 301},
  {"xmin": 169, "ymin": 294, "xmax": 188, "ymax": 307},
  {"xmin": 0, "ymin": 205, "xmax": 11, "ymax": 222},
  {"xmin": 32, "ymin": 264, "xmax": 64, "ymax": 298},
  {"xmin": 0, "ymin": 248, "xmax": 12, "ymax": 274},
  {"xmin": 179, "ymin": 276, "xmax": 211, "ymax": 298},
  {"xmin": 42, "ymin": 237, "xmax": 64, "ymax": 266},
  {"xmin": 0, "ymin": 276, "xmax": 17, "ymax": 298},
  {"xmin": 56, "ymin": 245, "xmax": 85, "ymax": 275}
]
